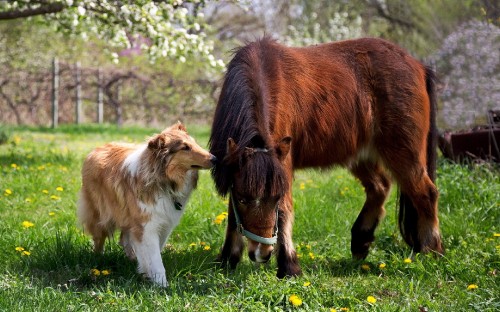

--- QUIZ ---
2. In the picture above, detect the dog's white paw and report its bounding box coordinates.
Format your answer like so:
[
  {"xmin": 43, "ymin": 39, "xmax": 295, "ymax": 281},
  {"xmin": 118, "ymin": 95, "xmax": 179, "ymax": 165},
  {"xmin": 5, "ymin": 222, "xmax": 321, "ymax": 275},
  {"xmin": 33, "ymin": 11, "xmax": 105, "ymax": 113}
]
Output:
[{"xmin": 150, "ymin": 272, "xmax": 168, "ymax": 288}]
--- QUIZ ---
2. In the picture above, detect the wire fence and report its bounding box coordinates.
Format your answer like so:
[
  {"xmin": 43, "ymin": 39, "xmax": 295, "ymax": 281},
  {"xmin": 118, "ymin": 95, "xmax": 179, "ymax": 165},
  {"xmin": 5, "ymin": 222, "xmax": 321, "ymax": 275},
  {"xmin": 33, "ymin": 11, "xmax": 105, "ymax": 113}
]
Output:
[{"xmin": 0, "ymin": 58, "xmax": 219, "ymax": 127}]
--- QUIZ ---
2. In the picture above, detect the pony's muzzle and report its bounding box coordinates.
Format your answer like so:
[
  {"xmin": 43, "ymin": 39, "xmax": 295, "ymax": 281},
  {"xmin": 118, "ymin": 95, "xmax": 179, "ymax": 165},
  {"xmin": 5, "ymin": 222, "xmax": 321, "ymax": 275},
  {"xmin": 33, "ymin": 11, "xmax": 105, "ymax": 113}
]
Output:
[{"xmin": 248, "ymin": 241, "xmax": 274, "ymax": 263}]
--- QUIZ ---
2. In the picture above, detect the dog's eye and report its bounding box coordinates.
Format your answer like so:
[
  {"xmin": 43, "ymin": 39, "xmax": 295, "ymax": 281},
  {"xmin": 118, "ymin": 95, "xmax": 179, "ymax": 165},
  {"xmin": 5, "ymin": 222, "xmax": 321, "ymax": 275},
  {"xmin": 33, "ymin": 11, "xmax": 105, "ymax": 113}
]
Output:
[{"xmin": 181, "ymin": 145, "xmax": 191, "ymax": 151}]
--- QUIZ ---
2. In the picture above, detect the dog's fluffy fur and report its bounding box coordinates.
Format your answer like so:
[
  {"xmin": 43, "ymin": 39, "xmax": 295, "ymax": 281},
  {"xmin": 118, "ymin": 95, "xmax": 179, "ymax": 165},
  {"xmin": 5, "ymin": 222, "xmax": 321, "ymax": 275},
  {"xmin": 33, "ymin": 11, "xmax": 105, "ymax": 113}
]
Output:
[{"xmin": 78, "ymin": 122, "xmax": 215, "ymax": 287}]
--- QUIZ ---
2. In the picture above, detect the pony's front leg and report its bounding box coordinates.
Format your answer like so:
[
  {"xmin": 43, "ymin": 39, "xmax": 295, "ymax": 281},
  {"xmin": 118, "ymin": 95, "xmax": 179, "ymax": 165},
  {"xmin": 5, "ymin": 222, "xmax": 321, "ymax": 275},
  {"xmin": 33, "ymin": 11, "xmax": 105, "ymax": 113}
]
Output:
[
  {"xmin": 276, "ymin": 192, "xmax": 302, "ymax": 278},
  {"xmin": 217, "ymin": 197, "xmax": 244, "ymax": 269}
]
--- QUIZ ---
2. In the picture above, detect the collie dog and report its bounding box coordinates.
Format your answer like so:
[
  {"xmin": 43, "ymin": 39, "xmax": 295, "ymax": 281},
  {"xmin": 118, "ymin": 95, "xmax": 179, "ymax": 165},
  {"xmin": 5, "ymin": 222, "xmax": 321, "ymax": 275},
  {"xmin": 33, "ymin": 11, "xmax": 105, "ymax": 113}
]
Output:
[{"xmin": 78, "ymin": 122, "xmax": 216, "ymax": 287}]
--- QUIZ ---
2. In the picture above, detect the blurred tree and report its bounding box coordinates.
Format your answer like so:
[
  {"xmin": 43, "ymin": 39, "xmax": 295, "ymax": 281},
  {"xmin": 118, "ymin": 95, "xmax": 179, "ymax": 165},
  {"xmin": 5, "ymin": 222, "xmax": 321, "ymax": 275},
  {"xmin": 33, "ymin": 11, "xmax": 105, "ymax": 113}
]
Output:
[
  {"xmin": 0, "ymin": 0, "xmax": 221, "ymax": 65},
  {"xmin": 361, "ymin": 0, "xmax": 492, "ymax": 57},
  {"xmin": 432, "ymin": 20, "xmax": 500, "ymax": 129}
]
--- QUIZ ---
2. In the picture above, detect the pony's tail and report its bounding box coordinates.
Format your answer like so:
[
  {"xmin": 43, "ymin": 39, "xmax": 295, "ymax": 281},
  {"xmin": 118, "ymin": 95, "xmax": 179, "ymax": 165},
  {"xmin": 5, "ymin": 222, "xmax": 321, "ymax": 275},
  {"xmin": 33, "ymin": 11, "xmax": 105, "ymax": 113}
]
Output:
[{"xmin": 398, "ymin": 66, "xmax": 438, "ymax": 250}]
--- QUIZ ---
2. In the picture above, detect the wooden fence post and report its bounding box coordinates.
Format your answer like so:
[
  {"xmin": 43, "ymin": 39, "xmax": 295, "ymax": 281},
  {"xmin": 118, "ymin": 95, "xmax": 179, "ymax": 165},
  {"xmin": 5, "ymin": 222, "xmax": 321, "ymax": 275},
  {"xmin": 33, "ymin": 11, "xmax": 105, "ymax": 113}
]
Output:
[
  {"xmin": 97, "ymin": 68, "xmax": 103, "ymax": 124},
  {"xmin": 51, "ymin": 57, "xmax": 59, "ymax": 128},
  {"xmin": 75, "ymin": 62, "xmax": 82, "ymax": 125}
]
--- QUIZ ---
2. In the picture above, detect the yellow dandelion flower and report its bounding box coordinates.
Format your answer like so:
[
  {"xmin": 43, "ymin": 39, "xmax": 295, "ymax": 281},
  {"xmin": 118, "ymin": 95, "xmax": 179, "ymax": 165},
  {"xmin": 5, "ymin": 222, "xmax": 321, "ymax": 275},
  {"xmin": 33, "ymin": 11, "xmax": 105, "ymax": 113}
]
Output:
[
  {"xmin": 15, "ymin": 247, "xmax": 25, "ymax": 252},
  {"xmin": 13, "ymin": 136, "xmax": 21, "ymax": 144},
  {"xmin": 340, "ymin": 308, "xmax": 350, "ymax": 311},
  {"xmin": 367, "ymin": 296, "xmax": 377, "ymax": 304},
  {"xmin": 494, "ymin": 233, "xmax": 500, "ymax": 237},
  {"xmin": 214, "ymin": 213, "xmax": 227, "ymax": 224},
  {"xmin": 50, "ymin": 195, "xmax": 60, "ymax": 200},
  {"xmin": 11, "ymin": 163, "xmax": 18, "ymax": 168},
  {"xmin": 22, "ymin": 221, "xmax": 34, "ymax": 228},
  {"xmin": 49, "ymin": 212, "xmax": 56, "ymax": 217},
  {"xmin": 189, "ymin": 243, "xmax": 197, "ymax": 247},
  {"xmin": 42, "ymin": 189, "xmax": 48, "ymax": 194},
  {"xmin": 305, "ymin": 244, "xmax": 311, "ymax": 250},
  {"xmin": 91, "ymin": 268, "xmax": 101, "ymax": 276},
  {"xmin": 467, "ymin": 284, "xmax": 478, "ymax": 290},
  {"xmin": 299, "ymin": 183, "xmax": 305, "ymax": 190},
  {"xmin": 101, "ymin": 270, "xmax": 110, "ymax": 276},
  {"xmin": 330, "ymin": 309, "xmax": 337, "ymax": 312},
  {"xmin": 297, "ymin": 253, "xmax": 302, "ymax": 258},
  {"xmin": 204, "ymin": 245, "xmax": 211, "ymax": 251},
  {"xmin": 56, "ymin": 186, "xmax": 64, "ymax": 192},
  {"xmin": 379, "ymin": 263, "xmax": 386, "ymax": 269},
  {"xmin": 404, "ymin": 258, "xmax": 412, "ymax": 264},
  {"xmin": 25, "ymin": 198, "xmax": 32, "ymax": 203},
  {"xmin": 4, "ymin": 189, "xmax": 12, "ymax": 196},
  {"xmin": 21, "ymin": 251, "xmax": 31, "ymax": 256},
  {"xmin": 303, "ymin": 281, "xmax": 311, "ymax": 287},
  {"xmin": 289, "ymin": 295, "xmax": 302, "ymax": 306},
  {"xmin": 200, "ymin": 242, "xmax": 206, "ymax": 246},
  {"xmin": 361, "ymin": 264, "xmax": 370, "ymax": 271},
  {"xmin": 309, "ymin": 252, "xmax": 315, "ymax": 259},
  {"xmin": 38, "ymin": 166, "xmax": 45, "ymax": 171}
]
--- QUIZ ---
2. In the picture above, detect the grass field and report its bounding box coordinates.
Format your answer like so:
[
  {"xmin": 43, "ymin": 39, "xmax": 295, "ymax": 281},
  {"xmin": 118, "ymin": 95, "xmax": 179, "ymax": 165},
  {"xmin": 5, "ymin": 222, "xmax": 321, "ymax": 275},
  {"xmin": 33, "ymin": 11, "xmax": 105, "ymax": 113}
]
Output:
[{"xmin": 0, "ymin": 124, "xmax": 499, "ymax": 311}]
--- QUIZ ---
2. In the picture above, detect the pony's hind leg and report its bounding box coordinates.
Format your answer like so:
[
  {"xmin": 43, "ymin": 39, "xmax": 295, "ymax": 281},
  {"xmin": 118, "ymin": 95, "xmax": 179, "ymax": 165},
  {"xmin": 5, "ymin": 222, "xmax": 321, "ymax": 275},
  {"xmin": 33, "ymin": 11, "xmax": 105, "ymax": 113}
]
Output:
[
  {"xmin": 350, "ymin": 162, "xmax": 391, "ymax": 259},
  {"xmin": 381, "ymin": 144, "xmax": 443, "ymax": 255},
  {"xmin": 398, "ymin": 171, "xmax": 442, "ymax": 255}
]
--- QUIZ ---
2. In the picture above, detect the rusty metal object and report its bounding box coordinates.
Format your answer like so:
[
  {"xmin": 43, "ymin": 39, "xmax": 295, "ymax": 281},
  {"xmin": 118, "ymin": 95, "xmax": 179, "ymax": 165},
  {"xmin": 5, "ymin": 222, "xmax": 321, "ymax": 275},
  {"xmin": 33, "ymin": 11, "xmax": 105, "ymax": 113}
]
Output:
[{"xmin": 439, "ymin": 110, "xmax": 500, "ymax": 163}]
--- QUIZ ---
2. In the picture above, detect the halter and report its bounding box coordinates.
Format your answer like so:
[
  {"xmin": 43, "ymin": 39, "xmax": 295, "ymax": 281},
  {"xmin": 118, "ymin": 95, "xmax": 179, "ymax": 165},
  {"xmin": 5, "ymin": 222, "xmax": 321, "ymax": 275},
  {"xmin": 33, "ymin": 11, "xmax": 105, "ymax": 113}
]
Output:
[{"xmin": 230, "ymin": 188, "xmax": 279, "ymax": 245}]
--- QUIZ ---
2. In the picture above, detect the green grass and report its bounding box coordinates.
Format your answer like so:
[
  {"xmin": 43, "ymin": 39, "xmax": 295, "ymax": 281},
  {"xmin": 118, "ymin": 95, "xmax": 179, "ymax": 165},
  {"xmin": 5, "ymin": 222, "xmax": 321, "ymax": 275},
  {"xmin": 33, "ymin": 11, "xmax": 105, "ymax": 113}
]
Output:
[{"xmin": 0, "ymin": 124, "xmax": 499, "ymax": 311}]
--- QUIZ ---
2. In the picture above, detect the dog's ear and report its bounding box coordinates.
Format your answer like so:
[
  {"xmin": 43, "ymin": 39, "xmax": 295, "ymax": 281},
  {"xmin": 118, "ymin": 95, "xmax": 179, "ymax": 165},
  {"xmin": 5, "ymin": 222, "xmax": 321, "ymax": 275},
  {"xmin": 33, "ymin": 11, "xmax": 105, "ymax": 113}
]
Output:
[
  {"xmin": 167, "ymin": 121, "xmax": 187, "ymax": 133},
  {"xmin": 275, "ymin": 136, "xmax": 292, "ymax": 161},
  {"xmin": 148, "ymin": 134, "xmax": 167, "ymax": 150}
]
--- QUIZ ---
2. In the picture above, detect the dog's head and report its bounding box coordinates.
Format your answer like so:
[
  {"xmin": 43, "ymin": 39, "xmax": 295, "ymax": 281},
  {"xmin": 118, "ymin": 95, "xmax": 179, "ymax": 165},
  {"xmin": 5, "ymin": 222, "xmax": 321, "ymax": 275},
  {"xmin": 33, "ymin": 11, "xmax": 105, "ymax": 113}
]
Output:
[{"xmin": 147, "ymin": 122, "xmax": 216, "ymax": 175}]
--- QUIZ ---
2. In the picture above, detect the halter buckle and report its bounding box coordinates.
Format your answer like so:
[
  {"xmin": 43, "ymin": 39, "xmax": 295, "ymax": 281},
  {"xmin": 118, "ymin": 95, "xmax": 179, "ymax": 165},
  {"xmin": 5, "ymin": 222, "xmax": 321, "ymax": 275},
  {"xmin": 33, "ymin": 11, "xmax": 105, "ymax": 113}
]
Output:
[{"xmin": 237, "ymin": 223, "xmax": 244, "ymax": 234}]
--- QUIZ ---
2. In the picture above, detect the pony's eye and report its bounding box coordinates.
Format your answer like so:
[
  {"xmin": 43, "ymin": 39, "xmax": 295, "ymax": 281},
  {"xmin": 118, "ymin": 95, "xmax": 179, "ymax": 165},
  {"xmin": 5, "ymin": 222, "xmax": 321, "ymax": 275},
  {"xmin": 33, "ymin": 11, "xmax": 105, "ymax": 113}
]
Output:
[
  {"xmin": 238, "ymin": 198, "xmax": 247, "ymax": 205},
  {"xmin": 181, "ymin": 145, "xmax": 191, "ymax": 151}
]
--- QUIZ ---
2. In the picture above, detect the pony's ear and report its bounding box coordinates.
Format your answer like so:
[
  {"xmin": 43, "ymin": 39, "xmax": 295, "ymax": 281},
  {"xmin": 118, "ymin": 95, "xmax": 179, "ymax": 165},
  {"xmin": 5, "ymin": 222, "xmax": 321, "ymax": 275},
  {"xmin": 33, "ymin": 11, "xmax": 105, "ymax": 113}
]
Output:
[
  {"xmin": 276, "ymin": 136, "xmax": 292, "ymax": 161},
  {"xmin": 227, "ymin": 138, "xmax": 238, "ymax": 155},
  {"xmin": 166, "ymin": 121, "xmax": 187, "ymax": 133}
]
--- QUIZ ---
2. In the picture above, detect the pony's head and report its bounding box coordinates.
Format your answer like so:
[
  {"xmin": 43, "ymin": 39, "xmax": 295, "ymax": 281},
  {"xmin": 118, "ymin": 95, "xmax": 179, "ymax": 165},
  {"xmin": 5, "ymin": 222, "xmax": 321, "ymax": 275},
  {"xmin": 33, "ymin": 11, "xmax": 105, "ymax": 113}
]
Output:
[{"xmin": 223, "ymin": 136, "xmax": 292, "ymax": 262}]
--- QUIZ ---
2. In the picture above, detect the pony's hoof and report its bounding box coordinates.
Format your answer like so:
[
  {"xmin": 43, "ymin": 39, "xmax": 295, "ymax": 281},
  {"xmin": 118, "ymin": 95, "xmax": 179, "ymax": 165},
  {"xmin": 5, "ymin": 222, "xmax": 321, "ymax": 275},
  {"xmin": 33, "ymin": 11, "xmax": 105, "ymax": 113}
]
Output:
[
  {"xmin": 216, "ymin": 254, "xmax": 241, "ymax": 270},
  {"xmin": 351, "ymin": 229, "xmax": 374, "ymax": 260},
  {"xmin": 351, "ymin": 242, "xmax": 370, "ymax": 260},
  {"xmin": 277, "ymin": 265, "xmax": 302, "ymax": 279}
]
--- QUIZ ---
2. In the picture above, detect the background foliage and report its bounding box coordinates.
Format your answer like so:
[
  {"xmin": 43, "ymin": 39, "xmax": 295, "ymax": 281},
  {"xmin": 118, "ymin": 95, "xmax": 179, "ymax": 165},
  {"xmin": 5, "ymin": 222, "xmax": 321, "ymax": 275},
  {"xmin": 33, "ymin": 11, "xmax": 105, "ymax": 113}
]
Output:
[{"xmin": 0, "ymin": 0, "xmax": 498, "ymax": 129}]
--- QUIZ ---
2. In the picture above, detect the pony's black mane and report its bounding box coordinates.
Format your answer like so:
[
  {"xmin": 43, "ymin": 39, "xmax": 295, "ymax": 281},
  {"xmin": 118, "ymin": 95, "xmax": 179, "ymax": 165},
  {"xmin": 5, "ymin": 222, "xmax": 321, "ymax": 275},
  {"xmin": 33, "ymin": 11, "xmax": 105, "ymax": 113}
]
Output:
[{"xmin": 209, "ymin": 38, "xmax": 284, "ymax": 197}]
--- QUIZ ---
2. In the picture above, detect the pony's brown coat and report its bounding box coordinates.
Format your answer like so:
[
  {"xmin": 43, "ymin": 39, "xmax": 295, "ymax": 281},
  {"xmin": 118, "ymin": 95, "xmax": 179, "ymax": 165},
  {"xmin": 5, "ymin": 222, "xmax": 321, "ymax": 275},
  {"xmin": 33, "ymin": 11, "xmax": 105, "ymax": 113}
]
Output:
[{"xmin": 210, "ymin": 37, "xmax": 442, "ymax": 277}]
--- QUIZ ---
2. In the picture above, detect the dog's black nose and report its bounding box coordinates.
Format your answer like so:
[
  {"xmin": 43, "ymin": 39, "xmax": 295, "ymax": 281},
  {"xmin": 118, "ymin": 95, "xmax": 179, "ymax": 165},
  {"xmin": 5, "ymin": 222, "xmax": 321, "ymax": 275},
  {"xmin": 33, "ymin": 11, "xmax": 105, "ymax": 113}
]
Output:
[{"xmin": 210, "ymin": 155, "xmax": 217, "ymax": 165}]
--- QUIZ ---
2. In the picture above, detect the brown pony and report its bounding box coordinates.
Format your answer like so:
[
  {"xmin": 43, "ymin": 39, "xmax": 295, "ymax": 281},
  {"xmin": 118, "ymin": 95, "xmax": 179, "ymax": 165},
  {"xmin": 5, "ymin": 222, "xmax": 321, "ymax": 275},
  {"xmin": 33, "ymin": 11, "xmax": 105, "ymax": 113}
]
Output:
[{"xmin": 209, "ymin": 37, "xmax": 443, "ymax": 278}]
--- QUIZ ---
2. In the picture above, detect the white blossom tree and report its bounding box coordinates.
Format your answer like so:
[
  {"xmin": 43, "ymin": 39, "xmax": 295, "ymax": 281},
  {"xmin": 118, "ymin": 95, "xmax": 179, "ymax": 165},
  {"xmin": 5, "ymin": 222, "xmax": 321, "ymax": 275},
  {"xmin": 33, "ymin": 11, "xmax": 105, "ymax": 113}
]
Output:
[
  {"xmin": 0, "ymin": 0, "xmax": 223, "ymax": 66},
  {"xmin": 283, "ymin": 11, "xmax": 362, "ymax": 47}
]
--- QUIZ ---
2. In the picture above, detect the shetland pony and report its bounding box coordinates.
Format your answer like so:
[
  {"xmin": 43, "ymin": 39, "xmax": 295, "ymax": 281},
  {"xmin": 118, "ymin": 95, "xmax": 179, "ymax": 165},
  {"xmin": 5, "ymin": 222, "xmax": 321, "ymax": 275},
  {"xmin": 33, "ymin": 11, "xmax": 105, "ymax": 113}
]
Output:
[
  {"xmin": 209, "ymin": 37, "xmax": 443, "ymax": 278},
  {"xmin": 78, "ymin": 122, "xmax": 216, "ymax": 286}
]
